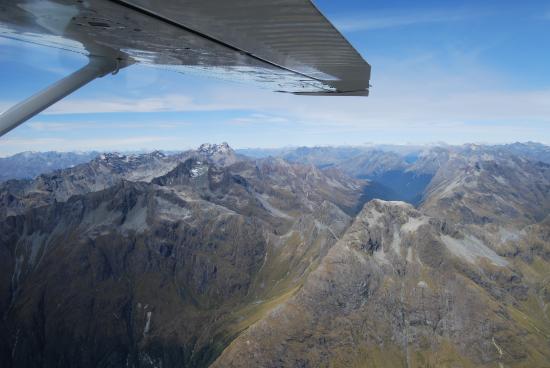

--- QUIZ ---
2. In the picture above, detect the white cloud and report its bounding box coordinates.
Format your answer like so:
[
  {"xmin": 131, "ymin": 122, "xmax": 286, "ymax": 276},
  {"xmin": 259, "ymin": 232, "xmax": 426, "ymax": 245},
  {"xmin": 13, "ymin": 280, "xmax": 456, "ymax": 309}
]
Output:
[
  {"xmin": 1, "ymin": 42, "xmax": 549, "ymax": 153},
  {"xmin": 39, "ymin": 94, "xmax": 249, "ymax": 115},
  {"xmin": 0, "ymin": 136, "xmax": 183, "ymax": 156},
  {"xmin": 228, "ymin": 113, "xmax": 290, "ymax": 125},
  {"xmin": 334, "ymin": 9, "xmax": 478, "ymax": 32},
  {"xmin": 0, "ymin": 93, "xmax": 258, "ymax": 116},
  {"xmin": 3, "ymin": 67, "xmax": 549, "ymax": 148},
  {"xmin": 26, "ymin": 120, "xmax": 191, "ymax": 131},
  {"xmin": 194, "ymin": 70, "xmax": 550, "ymax": 131}
]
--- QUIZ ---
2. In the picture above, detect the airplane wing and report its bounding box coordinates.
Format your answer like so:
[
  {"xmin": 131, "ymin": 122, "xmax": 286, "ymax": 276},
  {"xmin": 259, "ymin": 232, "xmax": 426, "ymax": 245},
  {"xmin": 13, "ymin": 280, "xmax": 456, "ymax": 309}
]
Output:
[{"xmin": 0, "ymin": 0, "xmax": 371, "ymax": 136}]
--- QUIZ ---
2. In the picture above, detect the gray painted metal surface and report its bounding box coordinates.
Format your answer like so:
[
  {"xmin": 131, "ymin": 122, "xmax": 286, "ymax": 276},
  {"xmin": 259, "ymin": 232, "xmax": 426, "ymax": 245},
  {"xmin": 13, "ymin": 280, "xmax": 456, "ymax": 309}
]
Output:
[
  {"xmin": 0, "ymin": 0, "xmax": 371, "ymax": 136},
  {"xmin": 0, "ymin": 0, "xmax": 370, "ymax": 95},
  {"xmin": 0, "ymin": 56, "xmax": 118, "ymax": 137}
]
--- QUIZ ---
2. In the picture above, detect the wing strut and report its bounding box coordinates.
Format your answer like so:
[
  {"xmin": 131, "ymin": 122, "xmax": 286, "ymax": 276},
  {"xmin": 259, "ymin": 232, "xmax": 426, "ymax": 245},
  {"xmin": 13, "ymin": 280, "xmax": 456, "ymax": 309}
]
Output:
[{"xmin": 0, "ymin": 56, "xmax": 121, "ymax": 137}]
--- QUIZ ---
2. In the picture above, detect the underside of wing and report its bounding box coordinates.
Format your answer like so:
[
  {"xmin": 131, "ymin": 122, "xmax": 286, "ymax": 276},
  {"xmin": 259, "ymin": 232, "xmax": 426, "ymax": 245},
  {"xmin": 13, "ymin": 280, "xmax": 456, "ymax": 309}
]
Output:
[{"xmin": 0, "ymin": 0, "xmax": 371, "ymax": 96}]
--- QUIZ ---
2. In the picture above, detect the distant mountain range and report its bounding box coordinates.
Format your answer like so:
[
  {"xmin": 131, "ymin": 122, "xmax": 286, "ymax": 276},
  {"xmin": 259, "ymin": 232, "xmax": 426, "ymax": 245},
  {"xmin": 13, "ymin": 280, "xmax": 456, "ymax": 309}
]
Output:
[
  {"xmin": 240, "ymin": 142, "xmax": 550, "ymax": 206},
  {"xmin": 0, "ymin": 151, "xmax": 100, "ymax": 182},
  {"xmin": 0, "ymin": 142, "xmax": 549, "ymax": 367}
]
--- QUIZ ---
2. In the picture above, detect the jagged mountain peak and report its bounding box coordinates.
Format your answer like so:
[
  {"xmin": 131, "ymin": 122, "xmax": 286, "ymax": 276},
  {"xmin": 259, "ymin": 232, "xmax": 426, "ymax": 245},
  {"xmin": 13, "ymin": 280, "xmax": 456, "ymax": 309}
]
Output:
[
  {"xmin": 212, "ymin": 196, "xmax": 535, "ymax": 367},
  {"xmin": 196, "ymin": 142, "xmax": 239, "ymax": 167},
  {"xmin": 96, "ymin": 150, "xmax": 166, "ymax": 164},
  {"xmin": 352, "ymin": 199, "xmax": 509, "ymax": 268},
  {"xmin": 197, "ymin": 142, "xmax": 233, "ymax": 155},
  {"xmin": 152, "ymin": 158, "xmax": 217, "ymax": 185},
  {"xmin": 2, "ymin": 143, "xmax": 550, "ymax": 367},
  {"xmin": 421, "ymin": 147, "xmax": 550, "ymax": 226}
]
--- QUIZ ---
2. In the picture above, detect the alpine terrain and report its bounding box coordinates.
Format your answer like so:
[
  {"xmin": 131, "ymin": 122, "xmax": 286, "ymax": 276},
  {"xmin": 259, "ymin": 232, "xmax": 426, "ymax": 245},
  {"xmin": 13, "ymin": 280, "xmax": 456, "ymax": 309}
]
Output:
[{"xmin": 0, "ymin": 142, "xmax": 549, "ymax": 368}]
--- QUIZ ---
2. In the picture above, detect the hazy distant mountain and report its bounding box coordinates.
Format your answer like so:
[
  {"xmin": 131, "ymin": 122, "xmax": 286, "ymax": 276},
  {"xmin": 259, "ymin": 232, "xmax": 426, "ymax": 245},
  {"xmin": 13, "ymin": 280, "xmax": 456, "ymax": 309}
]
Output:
[
  {"xmin": 265, "ymin": 146, "xmax": 435, "ymax": 205},
  {"xmin": 248, "ymin": 143, "xmax": 549, "ymax": 207},
  {"xmin": 500, "ymin": 141, "xmax": 550, "ymax": 164},
  {"xmin": 235, "ymin": 147, "xmax": 292, "ymax": 158},
  {"xmin": 281, "ymin": 146, "xmax": 368, "ymax": 168},
  {"xmin": 0, "ymin": 151, "xmax": 100, "ymax": 182},
  {"xmin": 422, "ymin": 144, "xmax": 550, "ymax": 226},
  {"xmin": 0, "ymin": 150, "xmax": 182, "ymax": 219},
  {"xmin": 0, "ymin": 144, "xmax": 247, "ymax": 219},
  {"xmin": 0, "ymin": 142, "xmax": 549, "ymax": 367}
]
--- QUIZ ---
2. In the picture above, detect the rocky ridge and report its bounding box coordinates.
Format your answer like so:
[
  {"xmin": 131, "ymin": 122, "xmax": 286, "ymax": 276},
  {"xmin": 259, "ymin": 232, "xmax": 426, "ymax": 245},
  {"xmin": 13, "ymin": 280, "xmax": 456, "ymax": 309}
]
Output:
[
  {"xmin": 0, "ymin": 144, "xmax": 365, "ymax": 367},
  {"xmin": 210, "ymin": 143, "xmax": 550, "ymax": 367},
  {"xmin": 0, "ymin": 142, "xmax": 549, "ymax": 368},
  {"xmin": 213, "ymin": 199, "xmax": 550, "ymax": 367}
]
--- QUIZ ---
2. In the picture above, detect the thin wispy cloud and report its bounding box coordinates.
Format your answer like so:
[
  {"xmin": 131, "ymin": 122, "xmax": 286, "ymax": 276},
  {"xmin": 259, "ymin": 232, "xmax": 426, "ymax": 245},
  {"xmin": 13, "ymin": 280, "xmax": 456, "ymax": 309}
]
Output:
[
  {"xmin": 26, "ymin": 120, "xmax": 191, "ymax": 131},
  {"xmin": 3, "ymin": 55, "xmax": 550, "ymax": 152},
  {"xmin": 0, "ymin": 94, "xmax": 251, "ymax": 116},
  {"xmin": 1, "ymin": 0, "xmax": 548, "ymax": 155},
  {"xmin": 228, "ymin": 113, "xmax": 290, "ymax": 125},
  {"xmin": 0, "ymin": 136, "xmax": 182, "ymax": 155},
  {"xmin": 335, "ymin": 9, "xmax": 478, "ymax": 32},
  {"xmin": 44, "ymin": 94, "xmax": 245, "ymax": 115}
]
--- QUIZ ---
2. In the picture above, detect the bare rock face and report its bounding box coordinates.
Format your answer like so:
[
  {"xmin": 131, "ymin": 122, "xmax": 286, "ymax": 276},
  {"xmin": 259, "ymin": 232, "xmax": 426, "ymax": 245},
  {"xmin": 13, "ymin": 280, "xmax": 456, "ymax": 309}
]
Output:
[
  {"xmin": 0, "ymin": 149, "xmax": 364, "ymax": 368},
  {"xmin": 0, "ymin": 143, "xmax": 253, "ymax": 220},
  {"xmin": 196, "ymin": 142, "xmax": 241, "ymax": 167},
  {"xmin": 212, "ymin": 200, "xmax": 550, "ymax": 368},
  {"xmin": 1, "ymin": 142, "xmax": 549, "ymax": 368},
  {"xmin": 0, "ymin": 151, "xmax": 182, "ymax": 219},
  {"xmin": 421, "ymin": 146, "xmax": 550, "ymax": 227}
]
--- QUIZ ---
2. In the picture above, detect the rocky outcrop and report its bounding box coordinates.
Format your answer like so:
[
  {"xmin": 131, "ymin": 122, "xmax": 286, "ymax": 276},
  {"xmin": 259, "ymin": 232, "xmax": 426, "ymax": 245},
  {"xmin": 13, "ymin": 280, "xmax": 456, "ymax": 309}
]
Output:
[
  {"xmin": 213, "ymin": 200, "xmax": 550, "ymax": 367},
  {"xmin": 0, "ymin": 149, "xmax": 363, "ymax": 368},
  {"xmin": 210, "ymin": 143, "xmax": 550, "ymax": 368},
  {"xmin": 0, "ymin": 151, "xmax": 182, "ymax": 219},
  {"xmin": 196, "ymin": 142, "xmax": 242, "ymax": 167},
  {"xmin": 421, "ymin": 147, "xmax": 550, "ymax": 227},
  {"xmin": 1, "ymin": 143, "xmax": 549, "ymax": 368}
]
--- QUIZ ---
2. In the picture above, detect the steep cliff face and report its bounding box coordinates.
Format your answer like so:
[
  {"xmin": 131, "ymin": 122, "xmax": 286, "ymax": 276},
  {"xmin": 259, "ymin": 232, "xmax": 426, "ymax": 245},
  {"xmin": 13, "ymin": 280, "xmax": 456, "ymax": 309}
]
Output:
[
  {"xmin": 1, "ymin": 143, "xmax": 549, "ymax": 368},
  {"xmin": 0, "ymin": 144, "xmax": 247, "ymax": 220},
  {"xmin": 0, "ymin": 151, "xmax": 181, "ymax": 219},
  {"xmin": 213, "ymin": 200, "xmax": 550, "ymax": 368},
  {"xmin": 0, "ymin": 151, "xmax": 364, "ymax": 368},
  {"xmin": 1, "ymin": 182, "xmax": 268, "ymax": 367},
  {"xmin": 421, "ymin": 149, "xmax": 550, "ymax": 227},
  {"xmin": 210, "ymin": 144, "xmax": 550, "ymax": 368}
]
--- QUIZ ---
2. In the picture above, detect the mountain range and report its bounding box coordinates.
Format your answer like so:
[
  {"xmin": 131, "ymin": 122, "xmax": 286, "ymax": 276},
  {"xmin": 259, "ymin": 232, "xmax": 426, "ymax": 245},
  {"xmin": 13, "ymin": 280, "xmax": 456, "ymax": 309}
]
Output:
[
  {"xmin": 0, "ymin": 142, "xmax": 548, "ymax": 367},
  {"xmin": 0, "ymin": 151, "xmax": 101, "ymax": 182}
]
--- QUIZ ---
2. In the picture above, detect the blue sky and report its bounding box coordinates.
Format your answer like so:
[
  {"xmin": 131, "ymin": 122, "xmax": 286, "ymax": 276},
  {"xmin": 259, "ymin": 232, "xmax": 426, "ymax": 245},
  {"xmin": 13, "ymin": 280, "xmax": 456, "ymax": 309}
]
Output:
[{"xmin": 0, "ymin": 0, "xmax": 549, "ymax": 155}]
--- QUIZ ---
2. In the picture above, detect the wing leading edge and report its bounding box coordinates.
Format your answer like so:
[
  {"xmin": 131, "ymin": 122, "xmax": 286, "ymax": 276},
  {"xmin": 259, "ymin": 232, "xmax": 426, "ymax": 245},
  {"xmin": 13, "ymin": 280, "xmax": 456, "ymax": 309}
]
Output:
[
  {"xmin": 0, "ymin": 0, "xmax": 370, "ymax": 95},
  {"xmin": 0, "ymin": 0, "xmax": 371, "ymax": 136},
  {"xmin": 111, "ymin": 0, "xmax": 371, "ymax": 96}
]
